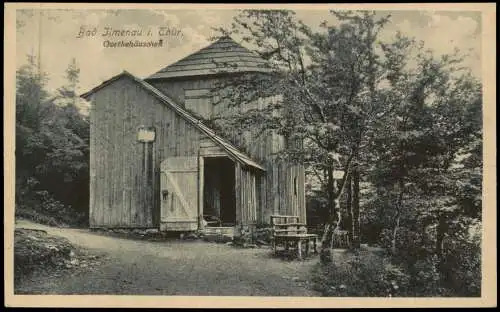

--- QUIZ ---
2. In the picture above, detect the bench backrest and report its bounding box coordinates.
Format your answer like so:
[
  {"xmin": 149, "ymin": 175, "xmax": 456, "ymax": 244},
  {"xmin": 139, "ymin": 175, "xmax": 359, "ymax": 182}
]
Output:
[
  {"xmin": 270, "ymin": 215, "xmax": 300, "ymax": 225},
  {"xmin": 270, "ymin": 215, "xmax": 307, "ymax": 236}
]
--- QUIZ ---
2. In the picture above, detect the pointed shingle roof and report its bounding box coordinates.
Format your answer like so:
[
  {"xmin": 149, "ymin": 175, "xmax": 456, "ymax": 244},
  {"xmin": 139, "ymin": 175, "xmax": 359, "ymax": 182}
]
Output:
[{"xmin": 146, "ymin": 36, "xmax": 271, "ymax": 80}]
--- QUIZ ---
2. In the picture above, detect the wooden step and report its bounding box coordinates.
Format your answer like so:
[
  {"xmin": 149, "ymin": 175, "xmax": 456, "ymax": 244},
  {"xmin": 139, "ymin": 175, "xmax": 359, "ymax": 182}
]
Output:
[{"xmin": 202, "ymin": 226, "xmax": 235, "ymax": 237}]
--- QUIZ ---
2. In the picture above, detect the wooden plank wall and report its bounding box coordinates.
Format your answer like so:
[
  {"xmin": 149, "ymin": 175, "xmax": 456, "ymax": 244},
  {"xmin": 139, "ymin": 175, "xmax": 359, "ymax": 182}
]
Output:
[
  {"xmin": 149, "ymin": 76, "xmax": 307, "ymax": 226},
  {"xmin": 236, "ymin": 165, "xmax": 258, "ymax": 225},
  {"xmin": 90, "ymin": 76, "xmax": 209, "ymax": 228},
  {"xmin": 149, "ymin": 77, "xmax": 216, "ymax": 109}
]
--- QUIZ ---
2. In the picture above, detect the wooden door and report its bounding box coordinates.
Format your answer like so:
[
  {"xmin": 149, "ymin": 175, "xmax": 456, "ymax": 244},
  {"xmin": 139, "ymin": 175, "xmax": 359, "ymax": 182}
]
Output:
[{"xmin": 160, "ymin": 156, "xmax": 199, "ymax": 231}]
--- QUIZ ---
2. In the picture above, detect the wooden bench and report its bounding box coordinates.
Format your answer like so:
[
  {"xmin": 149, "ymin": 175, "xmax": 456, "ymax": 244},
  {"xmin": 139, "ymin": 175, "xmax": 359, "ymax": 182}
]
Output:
[{"xmin": 270, "ymin": 215, "xmax": 318, "ymax": 260}]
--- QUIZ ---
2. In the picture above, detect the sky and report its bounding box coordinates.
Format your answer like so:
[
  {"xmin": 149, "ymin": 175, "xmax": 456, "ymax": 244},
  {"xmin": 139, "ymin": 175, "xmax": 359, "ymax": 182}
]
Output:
[{"xmin": 16, "ymin": 8, "xmax": 482, "ymax": 97}]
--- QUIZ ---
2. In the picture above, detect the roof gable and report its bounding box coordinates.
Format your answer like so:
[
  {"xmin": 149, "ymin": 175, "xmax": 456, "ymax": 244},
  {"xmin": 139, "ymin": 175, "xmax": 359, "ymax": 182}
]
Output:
[
  {"xmin": 146, "ymin": 36, "xmax": 271, "ymax": 80},
  {"xmin": 81, "ymin": 71, "xmax": 265, "ymax": 171}
]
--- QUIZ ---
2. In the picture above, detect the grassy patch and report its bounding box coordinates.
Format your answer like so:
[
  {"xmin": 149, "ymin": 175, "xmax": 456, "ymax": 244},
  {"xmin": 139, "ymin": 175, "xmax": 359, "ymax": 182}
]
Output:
[
  {"xmin": 15, "ymin": 207, "xmax": 68, "ymax": 227},
  {"xmin": 311, "ymin": 246, "xmax": 412, "ymax": 297},
  {"xmin": 14, "ymin": 228, "xmax": 74, "ymax": 282},
  {"xmin": 14, "ymin": 228, "xmax": 104, "ymax": 288}
]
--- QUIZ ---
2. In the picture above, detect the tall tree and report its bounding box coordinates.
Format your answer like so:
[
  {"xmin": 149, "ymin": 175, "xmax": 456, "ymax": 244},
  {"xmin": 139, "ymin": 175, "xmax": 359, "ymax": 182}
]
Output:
[
  {"xmin": 211, "ymin": 10, "xmax": 397, "ymax": 260},
  {"xmin": 367, "ymin": 33, "xmax": 482, "ymax": 288},
  {"xmin": 16, "ymin": 54, "xmax": 90, "ymax": 225}
]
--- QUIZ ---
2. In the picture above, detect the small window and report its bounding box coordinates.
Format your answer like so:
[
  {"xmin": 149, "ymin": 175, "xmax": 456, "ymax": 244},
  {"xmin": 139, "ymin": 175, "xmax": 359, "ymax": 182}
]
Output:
[
  {"xmin": 185, "ymin": 89, "xmax": 213, "ymax": 119},
  {"xmin": 294, "ymin": 176, "xmax": 298, "ymax": 196}
]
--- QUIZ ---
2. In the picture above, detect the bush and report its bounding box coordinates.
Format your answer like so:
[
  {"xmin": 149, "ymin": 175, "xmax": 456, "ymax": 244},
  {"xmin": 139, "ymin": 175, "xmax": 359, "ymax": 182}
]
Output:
[
  {"xmin": 16, "ymin": 206, "xmax": 62, "ymax": 227},
  {"xmin": 312, "ymin": 248, "xmax": 411, "ymax": 297},
  {"xmin": 377, "ymin": 221, "xmax": 481, "ymax": 297},
  {"xmin": 441, "ymin": 227, "xmax": 481, "ymax": 297},
  {"xmin": 408, "ymin": 255, "xmax": 451, "ymax": 296},
  {"xmin": 16, "ymin": 189, "xmax": 87, "ymax": 227},
  {"xmin": 14, "ymin": 228, "xmax": 74, "ymax": 281}
]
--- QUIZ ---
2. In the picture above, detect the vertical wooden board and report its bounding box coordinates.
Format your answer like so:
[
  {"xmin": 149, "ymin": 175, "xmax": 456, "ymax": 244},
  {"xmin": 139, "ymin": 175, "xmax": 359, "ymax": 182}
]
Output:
[
  {"xmin": 255, "ymin": 174, "xmax": 260, "ymax": 223},
  {"xmin": 160, "ymin": 172, "xmax": 167, "ymax": 222},
  {"xmin": 111, "ymin": 86, "xmax": 119, "ymax": 226},
  {"xmin": 250, "ymin": 173, "xmax": 254, "ymax": 222},
  {"xmin": 146, "ymin": 144, "xmax": 153, "ymax": 227},
  {"xmin": 290, "ymin": 166, "xmax": 295, "ymax": 217},
  {"xmin": 109, "ymin": 100, "xmax": 115, "ymax": 226},
  {"xmin": 112, "ymin": 89, "xmax": 120, "ymax": 226},
  {"xmin": 244, "ymin": 170, "xmax": 248, "ymax": 223},
  {"xmin": 98, "ymin": 106, "xmax": 105, "ymax": 226},
  {"xmin": 149, "ymin": 141, "xmax": 155, "ymax": 226},
  {"xmin": 241, "ymin": 170, "xmax": 245, "ymax": 223},
  {"xmin": 234, "ymin": 163, "xmax": 241, "ymax": 224},
  {"xmin": 251, "ymin": 173, "xmax": 256, "ymax": 222},
  {"xmin": 152, "ymin": 116, "xmax": 162, "ymax": 227},
  {"xmin": 140, "ymin": 89, "xmax": 147, "ymax": 227},
  {"xmin": 288, "ymin": 165, "xmax": 292, "ymax": 216},
  {"xmin": 252, "ymin": 173, "xmax": 256, "ymax": 222},
  {"xmin": 128, "ymin": 94, "xmax": 136, "ymax": 226},
  {"xmin": 244, "ymin": 171, "xmax": 248, "ymax": 223},
  {"xmin": 273, "ymin": 162, "xmax": 280, "ymax": 215},
  {"xmin": 283, "ymin": 163, "xmax": 288, "ymax": 216},
  {"xmin": 175, "ymin": 114, "xmax": 181, "ymax": 156},
  {"xmin": 171, "ymin": 113, "xmax": 178, "ymax": 157},
  {"xmin": 178, "ymin": 117, "xmax": 185, "ymax": 156},
  {"xmin": 102, "ymin": 91, "xmax": 110, "ymax": 227},
  {"xmin": 279, "ymin": 162, "xmax": 286, "ymax": 216},
  {"xmin": 89, "ymin": 97, "xmax": 96, "ymax": 226},
  {"xmin": 294, "ymin": 166, "xmax": 298, "ymax": 221},
  {"xmin": 282, "ymin": 163, "xmax": 288, "ymax": 216},
  {"xmin": 132, "ymin": 87, "xmax": 141, "ymax": 227},
  {"xmin": 259, "ymin": 173, "xmax": 265, "ymax": 224},
  {"xmin": 185, "ymin": 120, "xmax": 191, "ymax": 157},
  {"xmin": 246, "ymin": 171, "xmax": 251, "ymax": 223},
  {"xmin": 184, "ymin": 119, "xmax": 190, "ymax": 156},
  {"xmin": 166, "ymin": 107, "xmax": 174, "ymax": 157},
  {"xmin": 294, "ymin": 166, "xmax": 299, "ymax": 217},
  {"xmin": 247, "ymin": 171, "xmax": 251, "ymax": 222},
  {"xmin": 105, "ymin": 91, "xmax": 112, "ymax": 226},
  {"xmin": 94, "ymin": 100, "xmax": 100, "ymax": 226},
  {"xmin": 117, "ymin": 84, "xmax": 127, "ymax": 225},
  {"xmin": 94, "ymin": 97, "xmax": 100, "ymax": 226},
  {"xmin": 121, "ymin": 101, "xmax": 127, "ymax": 226},
  {"xmin": 198, "ymin": 155, "xmax": 204, "ymax": 227},
  {"xmin": 300, "ymin": 166, "xmax": 306, "ymax": 223}
]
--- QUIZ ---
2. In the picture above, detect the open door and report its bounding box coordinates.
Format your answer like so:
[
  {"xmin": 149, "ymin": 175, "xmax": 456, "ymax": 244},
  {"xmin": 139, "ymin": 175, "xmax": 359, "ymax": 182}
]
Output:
[{"xmin": 160, "ymin": 156, "xmax": 198, "ymax": 231}]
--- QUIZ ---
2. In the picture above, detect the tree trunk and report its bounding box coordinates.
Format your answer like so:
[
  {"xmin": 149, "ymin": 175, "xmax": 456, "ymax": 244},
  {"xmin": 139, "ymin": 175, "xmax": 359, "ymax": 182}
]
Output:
[
  {"xmin": 391, "ymin": 210, "xmax": 400, "ymax": 256},
  {"xmin": 346, "ymin": 174, "xmax": 353, "ymax": 243},
  {"xmin": 391, "ymin": 181, "xmax": 404, "ymax": 256},
  {"xmin": 436, "ymin": 212, "xmax": 448, "ymax": 280},
  {"xmin": 320, "ymin": 166, "xmax": 337, "ymax": 264},
  {"xmin": 326, "ymin": 165, "xmax": 335, "ymax": 216},
  {"xmin": 351, "ymin": 165, "xmax": 361, "ymax": 249}
]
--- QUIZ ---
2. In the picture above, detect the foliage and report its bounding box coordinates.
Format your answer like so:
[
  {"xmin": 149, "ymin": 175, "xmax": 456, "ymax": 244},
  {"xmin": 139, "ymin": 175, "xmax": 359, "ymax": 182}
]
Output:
[
  {"xmin": 312, "ymin": 248, "xmax": 412, "ymax": 297},
  {"xmin": 218, "ymin": 9, "xmax": 482, "ymax": 296},
  {"xmin": 16, "ymin": 55, "xmax": 89, "ymax": 227},
  {"xmin": 14, "ymin": 228, "xmax": 74, "ymax": 281}
]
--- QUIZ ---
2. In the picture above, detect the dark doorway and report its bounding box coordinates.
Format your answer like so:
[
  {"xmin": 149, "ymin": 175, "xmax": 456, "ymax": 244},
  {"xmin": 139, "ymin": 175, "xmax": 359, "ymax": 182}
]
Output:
[{"xmin": 203, "ymin": 157, "xmax": 236, "ymax": 226}]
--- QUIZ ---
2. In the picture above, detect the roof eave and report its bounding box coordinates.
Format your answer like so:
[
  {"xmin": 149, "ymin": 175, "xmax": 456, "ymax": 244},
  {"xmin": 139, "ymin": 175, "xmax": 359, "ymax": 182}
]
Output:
[{"xmin": 80, "ymin": 71, "xmax": 266, "ymax": 172}]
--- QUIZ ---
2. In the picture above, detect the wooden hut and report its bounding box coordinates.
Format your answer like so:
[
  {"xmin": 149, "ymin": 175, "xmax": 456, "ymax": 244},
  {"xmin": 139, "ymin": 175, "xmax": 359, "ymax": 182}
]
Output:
[{"xmin": 81, "ymin": 36, "xmax": 306, "ymax": 235}]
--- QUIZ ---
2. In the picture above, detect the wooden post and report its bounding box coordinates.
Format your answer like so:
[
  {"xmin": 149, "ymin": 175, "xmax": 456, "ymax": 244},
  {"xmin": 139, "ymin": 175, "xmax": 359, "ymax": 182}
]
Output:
[
  {"xmin": 234, "ymin": 162, "xmax": 241, "ymax": 226},
  {"xmin": 198, "ymin": 155, "xmax": 204, "ymax": 230}
]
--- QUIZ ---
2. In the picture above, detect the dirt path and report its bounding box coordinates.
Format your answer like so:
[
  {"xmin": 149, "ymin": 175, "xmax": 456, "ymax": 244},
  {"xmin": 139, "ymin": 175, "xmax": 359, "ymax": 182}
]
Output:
[{"xmin": 14, "ymin": 220, "xmax": 320, "ymax": 296}]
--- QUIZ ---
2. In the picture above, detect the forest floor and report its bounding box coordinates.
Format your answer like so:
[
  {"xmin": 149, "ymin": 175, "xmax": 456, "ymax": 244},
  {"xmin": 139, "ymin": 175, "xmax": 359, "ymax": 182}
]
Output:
[{"xmin": 13, "ymin": 220, "xmax": 321, "ymax": 296}]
